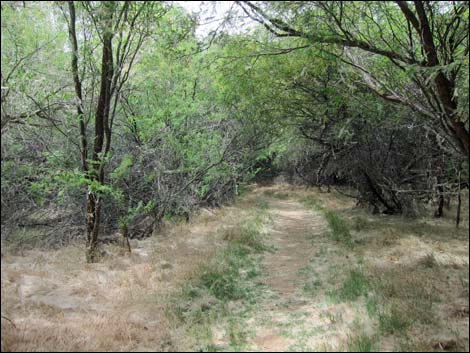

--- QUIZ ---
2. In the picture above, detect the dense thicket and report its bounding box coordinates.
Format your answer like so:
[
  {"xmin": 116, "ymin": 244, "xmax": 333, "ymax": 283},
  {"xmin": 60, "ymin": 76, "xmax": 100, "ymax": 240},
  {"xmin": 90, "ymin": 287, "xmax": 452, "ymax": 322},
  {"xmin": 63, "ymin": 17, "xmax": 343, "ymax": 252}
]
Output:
[{"xmin": 1, "ymin": 1, "xmax": 468, "ymax": 261}]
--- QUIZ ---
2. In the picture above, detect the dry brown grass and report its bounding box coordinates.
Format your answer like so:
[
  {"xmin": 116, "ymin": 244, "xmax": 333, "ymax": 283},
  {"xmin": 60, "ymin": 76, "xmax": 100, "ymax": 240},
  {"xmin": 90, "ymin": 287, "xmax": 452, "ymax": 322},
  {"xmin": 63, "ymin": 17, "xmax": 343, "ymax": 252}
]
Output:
[
  {"xmin": 0, "ymin": 192, "xmax": 260, "ymax": 352},
  {"xmin": 340, "ymin": 197, "xmax": 469, "ymax": 351},
  {"xmin": 1, "ymin": 184, "xmax": 468, "ymax": 352},
  {"xmin": 255, "ymin": 183, "xmax": 469, "ymax": 351}
]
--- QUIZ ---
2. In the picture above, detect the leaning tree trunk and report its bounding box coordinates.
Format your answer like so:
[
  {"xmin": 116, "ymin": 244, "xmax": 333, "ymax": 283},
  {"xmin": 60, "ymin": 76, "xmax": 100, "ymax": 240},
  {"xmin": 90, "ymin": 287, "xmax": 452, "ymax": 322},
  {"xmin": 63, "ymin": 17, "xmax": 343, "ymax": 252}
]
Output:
[{"xmin": 413, "ymin": 2, "xmax": 470, "ymax": 159}]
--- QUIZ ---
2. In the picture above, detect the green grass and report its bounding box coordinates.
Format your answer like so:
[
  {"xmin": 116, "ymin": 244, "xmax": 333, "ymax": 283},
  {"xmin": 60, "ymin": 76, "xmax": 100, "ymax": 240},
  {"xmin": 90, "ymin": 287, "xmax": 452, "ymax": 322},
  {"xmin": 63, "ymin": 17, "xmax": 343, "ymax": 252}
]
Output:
[
  {"xmin": 223, "ymin": 212, "xmax": 269, "ymax": 254},
  {"xmin": 364, "ymin": 296, "xmax": 435, "ymax": 342},
  {"xmin": 168, "ymin": 206, "xmax": 271, "ymax": 350},
  {"xmin": 172, "ymin": 242, "xmax": 262, "ymax": 323},
  {"xmin": 5, "ymin": 227, "xmax": 52, "ymax": 250},
  {"xmin": 226, "ymin": 316, "xmax": 249, "ymax": 348},
  {"xmin": 348, "ymin": 211, "xmax": 469, "ymax": 240},
  {"xmin": 366, "ymin": 296, "xmax": 380, "ymax": 317},
  {"xmin": 352, "ymin": 216, "xmax": 369, "ymax": 231},
  {"xmin": 290, "ymin": 191, "xmax": 455, "ymax": 349},
  {"xmin": 297, "ymin": 260, "xmax": 316, "ymax": 276},
  {"xmin": 255, "ymin": 197, "xmax": 269, "ymax": 210},
  {"xmin": 418, "ymin": 253, "xmax": 438, "ymax": 268},
  {"xmin": 377, "ymin": 306, "xmax": 410, "ymax": 335},
  {"xmin": 347, "ymin": 333, "xmax": 375, "ymax": 352},
  {"xmin": 200, "ymin": 245, "xmax": 254, "ymax": 301},
  {"xmin": 362, "ymin": 269, "xmax": 440, "ymax": 341},
  {"xmin": 374, "ymin": 273, "xmax": 438, "ymax": 323},
  {"xmin": 303, "ymin": 279, "xmax": 322, "ymax": 295},
  {"xmin": 314, "ymin": 246, "xmax": 328, "ymax": 257},
  {"xmin": 239, "ymin": 220, "xmax": 268, "ymax": 253},
  {"xmin": 300, "ymin": 196, "xmax": 322, "ymax": 210},
  {"xmin": 298, "ymin": 195, "xmax": 352, "ymax": 246},
  {"xmin": 263, "ymin": 190, "xmax": 291, "ymax": 200},
  {"xmin": 324, "ymin": 211, "xmax": 352, "ymax": 245},
  {"xmin": 197, "ymin": 343, "xmax": 222, "ymax": 352},
  {"xmin": 332, "ymin": 269, "xmax": 370, "ymax": 302}
]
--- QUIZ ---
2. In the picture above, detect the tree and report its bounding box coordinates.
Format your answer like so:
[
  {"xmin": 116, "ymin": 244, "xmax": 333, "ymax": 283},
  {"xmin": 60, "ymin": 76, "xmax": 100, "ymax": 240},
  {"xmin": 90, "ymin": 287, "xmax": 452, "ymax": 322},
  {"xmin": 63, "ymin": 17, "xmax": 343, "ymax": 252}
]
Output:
[
  {"xmin": 64, "ymin": 1, "xmax": 160, "ymax": 262},
  {"xmin": 236, "ymin": 1, "xmax": 469, "ymax": 159},
  {"xmin": 1, "ymin": 2, "xmax": 69, "ymax": 134}
]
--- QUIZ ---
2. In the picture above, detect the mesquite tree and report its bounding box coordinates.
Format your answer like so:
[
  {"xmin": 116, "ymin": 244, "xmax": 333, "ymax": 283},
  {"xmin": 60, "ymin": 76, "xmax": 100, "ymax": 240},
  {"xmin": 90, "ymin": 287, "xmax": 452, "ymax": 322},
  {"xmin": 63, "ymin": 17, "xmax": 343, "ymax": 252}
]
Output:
[
  {"xmin": 64, "ymin": 1, "xmax": 160, "ymax": 262},
  {"xmin": 236, "ymin": 1, "xmax": 469, "ymax": 159}
]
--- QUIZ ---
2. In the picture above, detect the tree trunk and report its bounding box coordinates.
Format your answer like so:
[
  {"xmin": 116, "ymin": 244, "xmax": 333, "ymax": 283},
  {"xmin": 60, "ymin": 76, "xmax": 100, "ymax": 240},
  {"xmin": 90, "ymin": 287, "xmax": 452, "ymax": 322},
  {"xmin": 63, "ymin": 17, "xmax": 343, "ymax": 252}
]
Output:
[
  {"xmin": 413, "ymin": 2, "xmax": 469, "ymax": 159},
  {"xmin": 85, "ymin": 3, "xmax": 114, "ymax": 263},
  {"xmin": 456, "ymin": 192, "xmax": 461, "ymax": 228},
  {"xmin": 456, "ymin": 171, "xmax": 462, "ymax": 228},
  {"xmin": 120, "ymin": 222, "xmax": 131, "ymax": 253},
  {"xmin": 67, "ymin": 1, "xmax": 88, "ymax": 173},
  {"xmin": 434, "ymin": 185, "xmax": 444, "ymax": 218},
  {"xmin": 363, "ymin": 171, "xmax": 397, "ymax": 214},
  {"xmin": 86, "ymin": 192, "xmax": 101, "ymax": 262}
]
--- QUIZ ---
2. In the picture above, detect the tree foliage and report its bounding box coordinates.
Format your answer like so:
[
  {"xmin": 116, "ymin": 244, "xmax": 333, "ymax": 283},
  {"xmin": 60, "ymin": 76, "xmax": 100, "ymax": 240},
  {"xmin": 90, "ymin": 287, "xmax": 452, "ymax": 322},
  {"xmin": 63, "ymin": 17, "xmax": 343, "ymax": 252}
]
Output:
[{"xmin": 1, "ymin": 1, "xmax": 468, "ymax": 259}]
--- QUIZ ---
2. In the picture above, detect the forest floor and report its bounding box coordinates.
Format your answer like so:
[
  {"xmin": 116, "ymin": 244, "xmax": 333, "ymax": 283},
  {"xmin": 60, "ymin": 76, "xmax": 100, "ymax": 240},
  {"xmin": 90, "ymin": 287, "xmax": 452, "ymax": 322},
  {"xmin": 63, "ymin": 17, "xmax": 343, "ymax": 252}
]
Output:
[{"xmin": 1, "ymin": 184, "xmax": 469, "ymax": 352}]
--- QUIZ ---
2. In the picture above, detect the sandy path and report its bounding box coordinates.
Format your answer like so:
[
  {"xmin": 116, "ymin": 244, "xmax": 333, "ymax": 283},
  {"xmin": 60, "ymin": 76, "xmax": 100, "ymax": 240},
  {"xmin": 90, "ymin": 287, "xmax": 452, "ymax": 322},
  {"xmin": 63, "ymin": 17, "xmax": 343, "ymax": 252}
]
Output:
[
  {"xmin": 245, "ymin": 198, "xmax": 330, "ymax": 352},
  {"xmin": 262, "ymin": 199, "xmax": 326, "ymax": 296}
]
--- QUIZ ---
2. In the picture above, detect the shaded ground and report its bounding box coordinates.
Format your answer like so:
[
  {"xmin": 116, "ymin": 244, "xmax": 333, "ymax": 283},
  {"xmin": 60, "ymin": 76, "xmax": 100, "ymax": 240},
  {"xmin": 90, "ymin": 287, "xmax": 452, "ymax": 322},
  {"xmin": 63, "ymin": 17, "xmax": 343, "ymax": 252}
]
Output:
[{"xmin": 1, "ymin": 184, "xmax": 469, "ymax": 351}]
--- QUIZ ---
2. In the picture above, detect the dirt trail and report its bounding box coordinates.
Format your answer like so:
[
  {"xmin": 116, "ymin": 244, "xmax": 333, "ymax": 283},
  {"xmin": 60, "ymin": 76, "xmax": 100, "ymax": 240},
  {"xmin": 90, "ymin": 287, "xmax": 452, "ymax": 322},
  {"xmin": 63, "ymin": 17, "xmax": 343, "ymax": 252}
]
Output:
[
  {"xmin": 250, "ymin": 198, "xmax": 328, "ymax": 351},
  {"xmin": 238, "ymin": 188, "xmax": 469, "ymax": 352},
  {"xmin": 238, "ymin": 197, "xmax": 347, "ymax": 352},
  {"xmin": 0, "ymin": 187, "xmax": 347, "ymax": 352},
  {"xmin": 2, "ymin": 185, "xmax": 468, "ymax": 352},
  {"xmin": 262, "ymin": 199, "xmax": 327, "ymax": 297}
]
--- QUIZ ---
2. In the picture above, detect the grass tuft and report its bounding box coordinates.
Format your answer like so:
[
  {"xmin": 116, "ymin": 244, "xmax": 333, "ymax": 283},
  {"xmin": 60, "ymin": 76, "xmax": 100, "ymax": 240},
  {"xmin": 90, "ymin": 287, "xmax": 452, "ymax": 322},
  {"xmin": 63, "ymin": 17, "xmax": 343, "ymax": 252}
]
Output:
[
  {"xmin": 200, "ymin": 245, "xmax": 252, "ymax": 301},
  {"xmin": 418, "ymin": 253, "xmax": 439, "ymax": 268},
  {"xmin": 223, "ymin": 213, "xmax": 269, "ymax": 253},
  {"xmin": 347, "ymin": 333, "xmax": 375, "ymax": 352},
  {"xmin": 352, "ymin": 216, "xmax": 369, "ymax": 231},
  {"xmin": 324, "ymin": 211, "xmax": 352, "ymax": 245},
  {"xmin": 303, "ymin": 279, "xmax": 322, "ymax": 296},
  {"xmin": 377, "ymin": 306, "xmax": 410, "ymax": 335},
  {"xmin": 333, "ymin": 270, "xmax": 370, "ymax": 302},
  {"xmin": 263, "ymin": 190, "xmax": 291, "ymax": 200},
  {"xmin": 227, "ymin": 316, "xmax": 249, "ymax": 348},
  {"xmin": 300, "ymin": 196, "xmax": 322, "ymax": 210},
  {"xmin": 300, "ymin": 195, "xmax": 353, "ymax": 246}
]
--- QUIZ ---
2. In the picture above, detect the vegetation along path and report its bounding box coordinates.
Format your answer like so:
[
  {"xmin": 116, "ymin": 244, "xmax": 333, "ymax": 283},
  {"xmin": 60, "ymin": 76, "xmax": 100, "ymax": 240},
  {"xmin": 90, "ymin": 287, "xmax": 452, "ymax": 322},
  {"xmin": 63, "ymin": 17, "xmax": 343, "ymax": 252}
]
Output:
[
  {"xmin": 2, "ymin": 2, "xmax": 469, "ymax": 352},
  {"xmin": 1, "ymin": 185, "xmax": 469, "ymax": 351},
  {"xmin": 206, "ymin": 188, "xmax": 367, "ymax": 351},
  {"xmin": 206, "ymin": 186, "xmax": 469, "ymax": 352}
]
